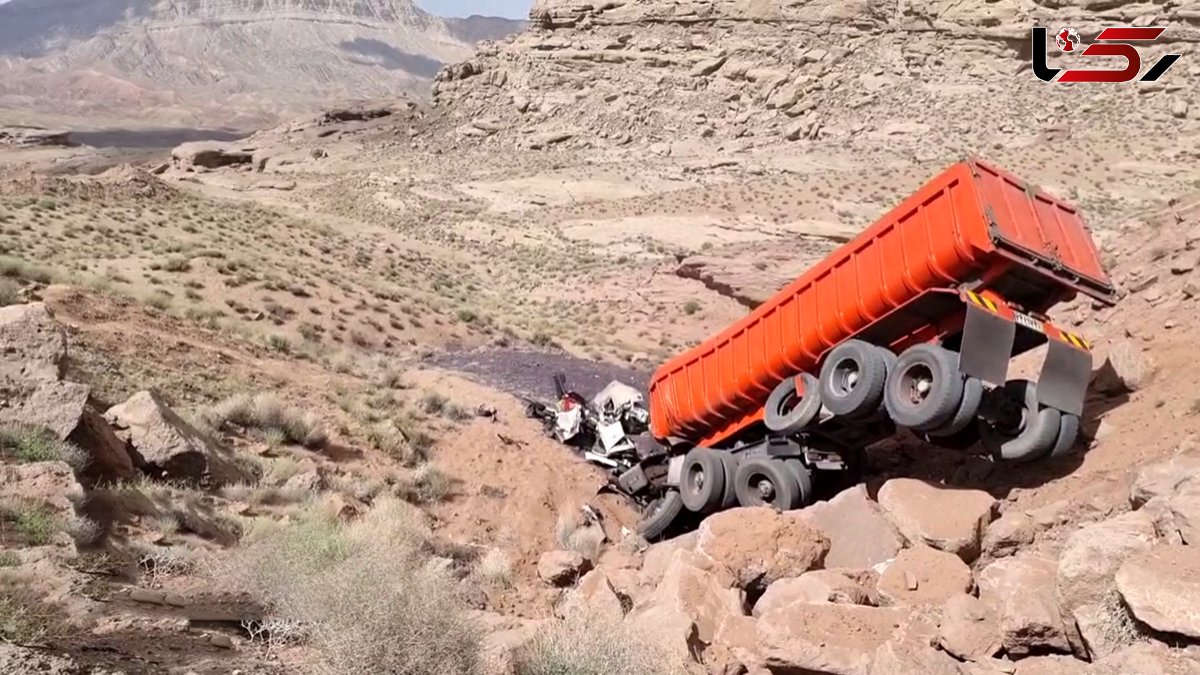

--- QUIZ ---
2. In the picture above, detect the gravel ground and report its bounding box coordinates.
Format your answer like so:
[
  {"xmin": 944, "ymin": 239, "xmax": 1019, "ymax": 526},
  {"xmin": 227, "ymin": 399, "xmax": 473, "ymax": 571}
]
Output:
[{"xmin": 428, "ymin": 348, "xmax": 653, "ymax": 403}]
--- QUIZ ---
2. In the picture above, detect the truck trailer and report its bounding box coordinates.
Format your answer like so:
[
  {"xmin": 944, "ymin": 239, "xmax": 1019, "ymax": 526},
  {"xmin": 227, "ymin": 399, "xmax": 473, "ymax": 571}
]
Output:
[{"xmin": 618, "ymin": 158, "xmax": 1117, "ymax": 539}]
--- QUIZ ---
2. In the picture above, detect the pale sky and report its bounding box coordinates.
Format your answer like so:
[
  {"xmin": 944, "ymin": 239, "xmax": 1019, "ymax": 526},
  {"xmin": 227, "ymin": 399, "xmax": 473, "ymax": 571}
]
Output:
[{"xmin": 416, "ymin": 0, "xmax": 532, "ymax": 19}]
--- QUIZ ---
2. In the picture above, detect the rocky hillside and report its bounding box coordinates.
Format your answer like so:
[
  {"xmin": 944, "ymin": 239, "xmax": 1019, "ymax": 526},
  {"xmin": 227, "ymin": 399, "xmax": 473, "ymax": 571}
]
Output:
[
  {"xmin": 434, "ymin": 0, "xmax": 1198, "ymax": 154},
  {"xmin": 0, "ymin": 0, "xmax": 524, "ymax": 128}
]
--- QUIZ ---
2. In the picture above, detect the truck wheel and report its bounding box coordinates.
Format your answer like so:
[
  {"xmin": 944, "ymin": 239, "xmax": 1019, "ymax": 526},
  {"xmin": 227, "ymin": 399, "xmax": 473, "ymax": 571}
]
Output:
[
  {"xmin": 980, "ymin": 380, "xmax": 1062, "ymax": 464},
  {"xmin": 1049, "ymin": 413, "xmax": 1080, "ymax": 459},
  {"xmin": 764, "ymin": 373, "xmax": 822, "ymax": 435},
  {"xmin": 921, "ymin": 424, "xmax": 981, "ymax": 451},
  {"xmin": 636, "ymin": 490, "xmax": 684, "ymax": 541},
  {"xmin": 734, "ymin": 457, "xmax": 801, "ymax": 511},
  {"xmin": 782, "ymin": 458, "xmax": 815, "ymax": 507},
  {"xmin": 679, "ymin": 448, "xmax": 726, "ymax": 513},
  {"xmin": 718, "ymin": 451, "xmax": 740, "ymax": 508},
  {"xmin": 884, "ymin": 344, "xmax": 964, "ymax": 431},
  {"xmin": 819, "ymin": 340, "xmax": 889, "ymax": 419},
  {"xmin": 928, "ymin": 377, "xmax": 984, "ymax": 437}
]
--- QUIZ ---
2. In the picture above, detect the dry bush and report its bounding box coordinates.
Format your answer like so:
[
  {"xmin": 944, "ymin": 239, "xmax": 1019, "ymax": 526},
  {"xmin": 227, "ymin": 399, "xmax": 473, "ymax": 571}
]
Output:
[
  {"xmin": 0, "ymin": 425, "xmax": 88, "ymax": 472},
  {"xmin": 215, "ymin": 496, "xmax": 482, "ymax": 675},
  {"xmin": 0, "ymin": 278, "xmax": 19, "ymax": 307},
  {"xmin": 513, "ymin": 608, "xmax": 692, "ymax": 675},
  {"xmin": 395, "ymin": 463, "xmax": 451, "ymax": 505},
  {"xmin": 202, "ymin": 393, "xmax": 327, "ymax": 448},
  {"xmin": 472, "ymin": 548, "xmax": 512, "ymax": 589},
  {"xmin": 555, "ymin": 508, "xmax": 606, "ymax": 562}
]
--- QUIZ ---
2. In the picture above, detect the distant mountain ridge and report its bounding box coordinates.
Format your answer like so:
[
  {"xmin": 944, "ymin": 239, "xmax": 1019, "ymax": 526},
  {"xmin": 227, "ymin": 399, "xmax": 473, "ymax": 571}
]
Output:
[{"xmin": 0, "ymin": 0, "xmax": 525, "ymax": 128}]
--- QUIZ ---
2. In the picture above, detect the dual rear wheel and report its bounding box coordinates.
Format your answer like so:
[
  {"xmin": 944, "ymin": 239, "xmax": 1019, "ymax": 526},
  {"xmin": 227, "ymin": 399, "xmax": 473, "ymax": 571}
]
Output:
[{"xmin": 679, "ymin": 447, "xmax": 814, "ymax": 514}]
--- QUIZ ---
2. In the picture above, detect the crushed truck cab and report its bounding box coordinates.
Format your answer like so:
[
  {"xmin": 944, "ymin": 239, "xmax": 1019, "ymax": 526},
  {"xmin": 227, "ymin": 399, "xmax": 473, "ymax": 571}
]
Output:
[{"xmin": 631, "ymin": 158, "xmax": 1116, "ymax": 539}]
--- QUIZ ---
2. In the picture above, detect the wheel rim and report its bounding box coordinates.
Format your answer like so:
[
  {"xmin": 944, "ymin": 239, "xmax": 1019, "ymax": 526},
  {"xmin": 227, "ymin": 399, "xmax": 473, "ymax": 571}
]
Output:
[
  {"xmin": 688, "ymin": 465, "xmax": 706, "ymax": 492},
  {"xmin": 772, "ymin": 387, "xmax": 798, "ymax": 417},
  {"xmin": 900, "ymin": 363, "xmax": 934, "ymax": 406},
  {"xmin": 831, "ymin": 358, "xmax": 860, "ymax": 397},
  {"xmin": 754, "ymin": 476, "xmax": 776, "ymax": 503}
]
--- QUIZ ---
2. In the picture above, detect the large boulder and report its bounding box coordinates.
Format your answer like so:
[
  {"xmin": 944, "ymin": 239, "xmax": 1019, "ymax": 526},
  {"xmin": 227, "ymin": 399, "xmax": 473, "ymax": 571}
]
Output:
[
  {"xmin": 558, "ymin": 569, "xmax": 625, "ymax": 621},
  {"xmin": 877, "ymin": 478, "xmax": 996, "ymax": 561},
  {"xmin": 696, "ymin": 506, "xmax": 829, "ymax": 591},
  {"xmin": 876, "ymin": 544, "xmax": 973, "ymax": 607},
  {"xmin": 0, "ymin": 303, "xmax": 134, "ymax": 483},
  {"xmin": 753, "ymin": 568, "xmax": 878, "ymax": 617},
  {"xmin": 937, "ymin": 593, "xmax": 1001, "ymax": 662},
  {"xmin": 625, "ymin": 549, "xmax": 745, "ymax": 661},
  {"xmin": 104, "ymin": 390, "xmax": 247, "ymax": 485},
  {"xmin": 982, "ymin": 510, "xmax": 1037, "ymax": 558},
  {"xmin": 639, "ymin": 531, "xmax": 698, "ymax": 588},
  {"xmin": 537, "ymin": 550, "xmax": 589, "ymax": 586},
  {"xmin": 795, "ymin": 484, "xmax": 904, "ymax": 568},
  {"xmin": 757, "ymin": 603, "xmax": 912, "ymax": 675},
  {"xmin": 978, "ymin": 554, "xmax": 1070, "ymax": 656},
  {"xmin": 171, "ymin": 141, "xmax": 254, "ymax": 169},
  {"xmin": 1091, "ymin": 339, "xmax": 1156, "ymax": 395},
  {"xmin": 469, "ymin": 611, "xmax": 546, "ymax": 675},
  {"xmin": 0, "ymin": 302, "xmax": 66, "ymax": 384},
  {"xmin": 1115, "ymin": 546, "xmax": 1200, "ymax": 640},
  {"xmin": 1129, "ymin": 445, "xmax": 1200, "ymax": 508},
  {"xmin": 1055, "ymin": 510, "xmax": 1158, "ymax": 656},
  {"xmin": 1011, "ymin": 655, "xmax": 1088, "ymax": 675},
  {"xmin": 871, "ymin": 611, "xmax": 964, "ymax": 675},
  {"xmin": 1088, "ymin": 642, "xmax": 1200, "ymax": 675}
]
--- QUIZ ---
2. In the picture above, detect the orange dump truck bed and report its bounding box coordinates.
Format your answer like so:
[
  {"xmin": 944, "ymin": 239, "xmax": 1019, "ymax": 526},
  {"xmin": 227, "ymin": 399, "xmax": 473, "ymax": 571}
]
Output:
[{"xmin": 648, "ymin": 158, "xmax": 1116, "ymax": 447}]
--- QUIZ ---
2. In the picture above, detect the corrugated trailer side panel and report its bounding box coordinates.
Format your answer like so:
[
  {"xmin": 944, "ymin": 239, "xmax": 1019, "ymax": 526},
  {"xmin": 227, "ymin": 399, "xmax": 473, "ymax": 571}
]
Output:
[{"xmin": 649, "ymin": 162, "xmax": 996, "ymax": 445}]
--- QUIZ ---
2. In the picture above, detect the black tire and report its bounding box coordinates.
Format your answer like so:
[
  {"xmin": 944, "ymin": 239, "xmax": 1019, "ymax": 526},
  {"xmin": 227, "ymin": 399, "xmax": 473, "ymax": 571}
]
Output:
[
  {"xmin": 928, "ymin": 377, "xmax": 984, "ymax": 437},
  {"xmin": 637, "ymin": 490, "xmax": 684, "ymax": 540},
  {"xmin": 764, "ymin": 373, "xmax": 822, "ymax": 435},
  {"xmin": 782, "ymin": 458, "xmax": 815, "ymax": 507},
  {"xmin": 884, "ymin": 344, "xmax": 965, "ymax": 431},
  {"xmin": 734, "ymin": 457, "xmax": 801, "ymax": 511},
  {"xmin": 819, "ymin": 340, "xmax": 889, "ymax": 419},
  {"xmin": 980, "ymin": 380, "xmax": 1062, "ymax": 464},
  {"xmin": 1050, "ymin": 413, "xmax": 1081, "ymax": 459},
  {"xmin": 679, "ymin": 448, "xmax": 726, "ymax": 513},
  {"xmin": 718, "ymin": 451, "xmax": 740, "ymax": 509}
]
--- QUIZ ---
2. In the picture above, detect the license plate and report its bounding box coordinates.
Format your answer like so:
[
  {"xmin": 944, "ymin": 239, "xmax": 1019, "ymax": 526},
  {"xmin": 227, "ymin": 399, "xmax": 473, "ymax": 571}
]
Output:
[{"xmin": 1014, "ymin": 312, "xmax": 1044, "ymax": 333}]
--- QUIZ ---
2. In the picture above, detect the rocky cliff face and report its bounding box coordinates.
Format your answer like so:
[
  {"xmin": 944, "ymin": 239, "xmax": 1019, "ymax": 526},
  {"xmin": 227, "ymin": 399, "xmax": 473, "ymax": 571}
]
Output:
[
  {"xmin": 433, "ymin": 0, "xmax": 1200, "ymax": 152},
  {"xmin": 0, "ymin": 0, "xmax": 523, "ymax": 128}
]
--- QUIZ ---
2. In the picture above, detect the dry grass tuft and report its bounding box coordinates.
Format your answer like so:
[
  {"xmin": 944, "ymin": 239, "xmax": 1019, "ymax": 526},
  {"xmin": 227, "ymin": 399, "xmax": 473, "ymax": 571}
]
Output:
[
  {"xmin": 0, "ymin": 425, "xmax": 89, "ymax": 472},
  {"xmin": 513, "ymin": 607, "xmax": 692, "ymax": 675},
  {"xmin": 472, "ymin": 548, "xmax": 512, "ymax": 589},
  {"xmin": 202, "ymin": 393, "xmax": 327, "ymax": 448},
  {"xmin": 214, "ymin": 496, "xmax": 482, "ymax": 675},
  {"xmin": 555, "ymin": 507, "xmax": 606, "ymax": 562}
]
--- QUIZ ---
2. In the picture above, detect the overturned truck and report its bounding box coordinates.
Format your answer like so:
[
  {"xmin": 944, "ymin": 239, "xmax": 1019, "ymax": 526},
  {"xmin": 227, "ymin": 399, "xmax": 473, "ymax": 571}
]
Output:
[{"xmin": 617, "ymin": 158, "xmax": 1117, "ymax": 539}]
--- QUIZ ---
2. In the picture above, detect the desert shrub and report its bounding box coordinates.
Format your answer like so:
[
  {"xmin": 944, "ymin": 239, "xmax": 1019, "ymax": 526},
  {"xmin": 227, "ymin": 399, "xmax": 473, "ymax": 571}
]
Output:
[
  {"xmin": 682, "ymin": 300, "xmax": 701, "ymax": 316},
  {"xmin": 473, "ymin": 548, "xmax": 512, "ymax": 589},
  {"xmin": 162, "ymin": 256, "xmax": 192, "ymax": 273},
  {"xmin": 0, "ymin": 278, "xmax": 19, "ymax": 307},
  {"xmin": 0, "ymin": 425, "xmax": 88, "ymax": 471},
  {"xmin": 555, "ymin": 508, "xmax": 606, "ymax": 562},
  {"xmin": 217, "ymin": 497, "xmax": 482, "ymax": 675},
  {"xmin": 420, "ymin": 392, "xmax": 448, "ymax": 415},
  {"xmin": 395, "ymin": 463, "xmax": 451, "ymax": 505},
  {"xmin": 3, "ymin": 504, "xmax": 58, "ymax": 546},
  {"xmin": 0, "ymin": 256, "xmax": 54, "ymax": 284},
  {"xmin": 202, "ymin": 393, "xmax": 327, "ymax": 448},
  {"xmin": 513, "ymin": 608, "xmax": 691, "ymax": 675},
  {"xmin": 0, "ymin": 589, "xmax": 53, "ymax": 643}
]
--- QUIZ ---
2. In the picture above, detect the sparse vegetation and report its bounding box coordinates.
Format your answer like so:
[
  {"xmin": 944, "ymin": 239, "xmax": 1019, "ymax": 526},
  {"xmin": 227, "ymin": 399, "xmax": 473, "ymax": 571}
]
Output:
[
  {"xmin": 216, "ymin": 497, "xmax": 483, "ymax": 674},
  {"xmin": 0, "ymin": 426, "xmax": 88, "ymax": 470},
  {"xmin": 202, "ymin": 393, "xmax": 327, "ymax": 448},
  {"xmin": 473, "ymin": 548, "xmax": 512, "ymax": 588},
  {"xmin": 3, "ymin": 503, "xmax": 59, "ymax": 546},
  {"xmin": 395, "ymin": 463, "xmax": 451, "ymax": 505},
  {"xmin": 514, "ymin": 608, "xmax": 691, "ymax": 675},
  {"xmin": 555, "ymin": 508, "xmax": 606, "ymax": 562}
]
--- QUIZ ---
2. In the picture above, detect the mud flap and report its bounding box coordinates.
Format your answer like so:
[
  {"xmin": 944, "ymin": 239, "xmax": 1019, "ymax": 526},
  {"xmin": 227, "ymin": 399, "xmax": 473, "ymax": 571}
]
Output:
[
  {"xmin": 959, "ymin": 302, "xmax": 1015, "ymax": 387},
  {"xmin": 1036, "ymin": 338, "xmax": 1091, "ymax": 418}
]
